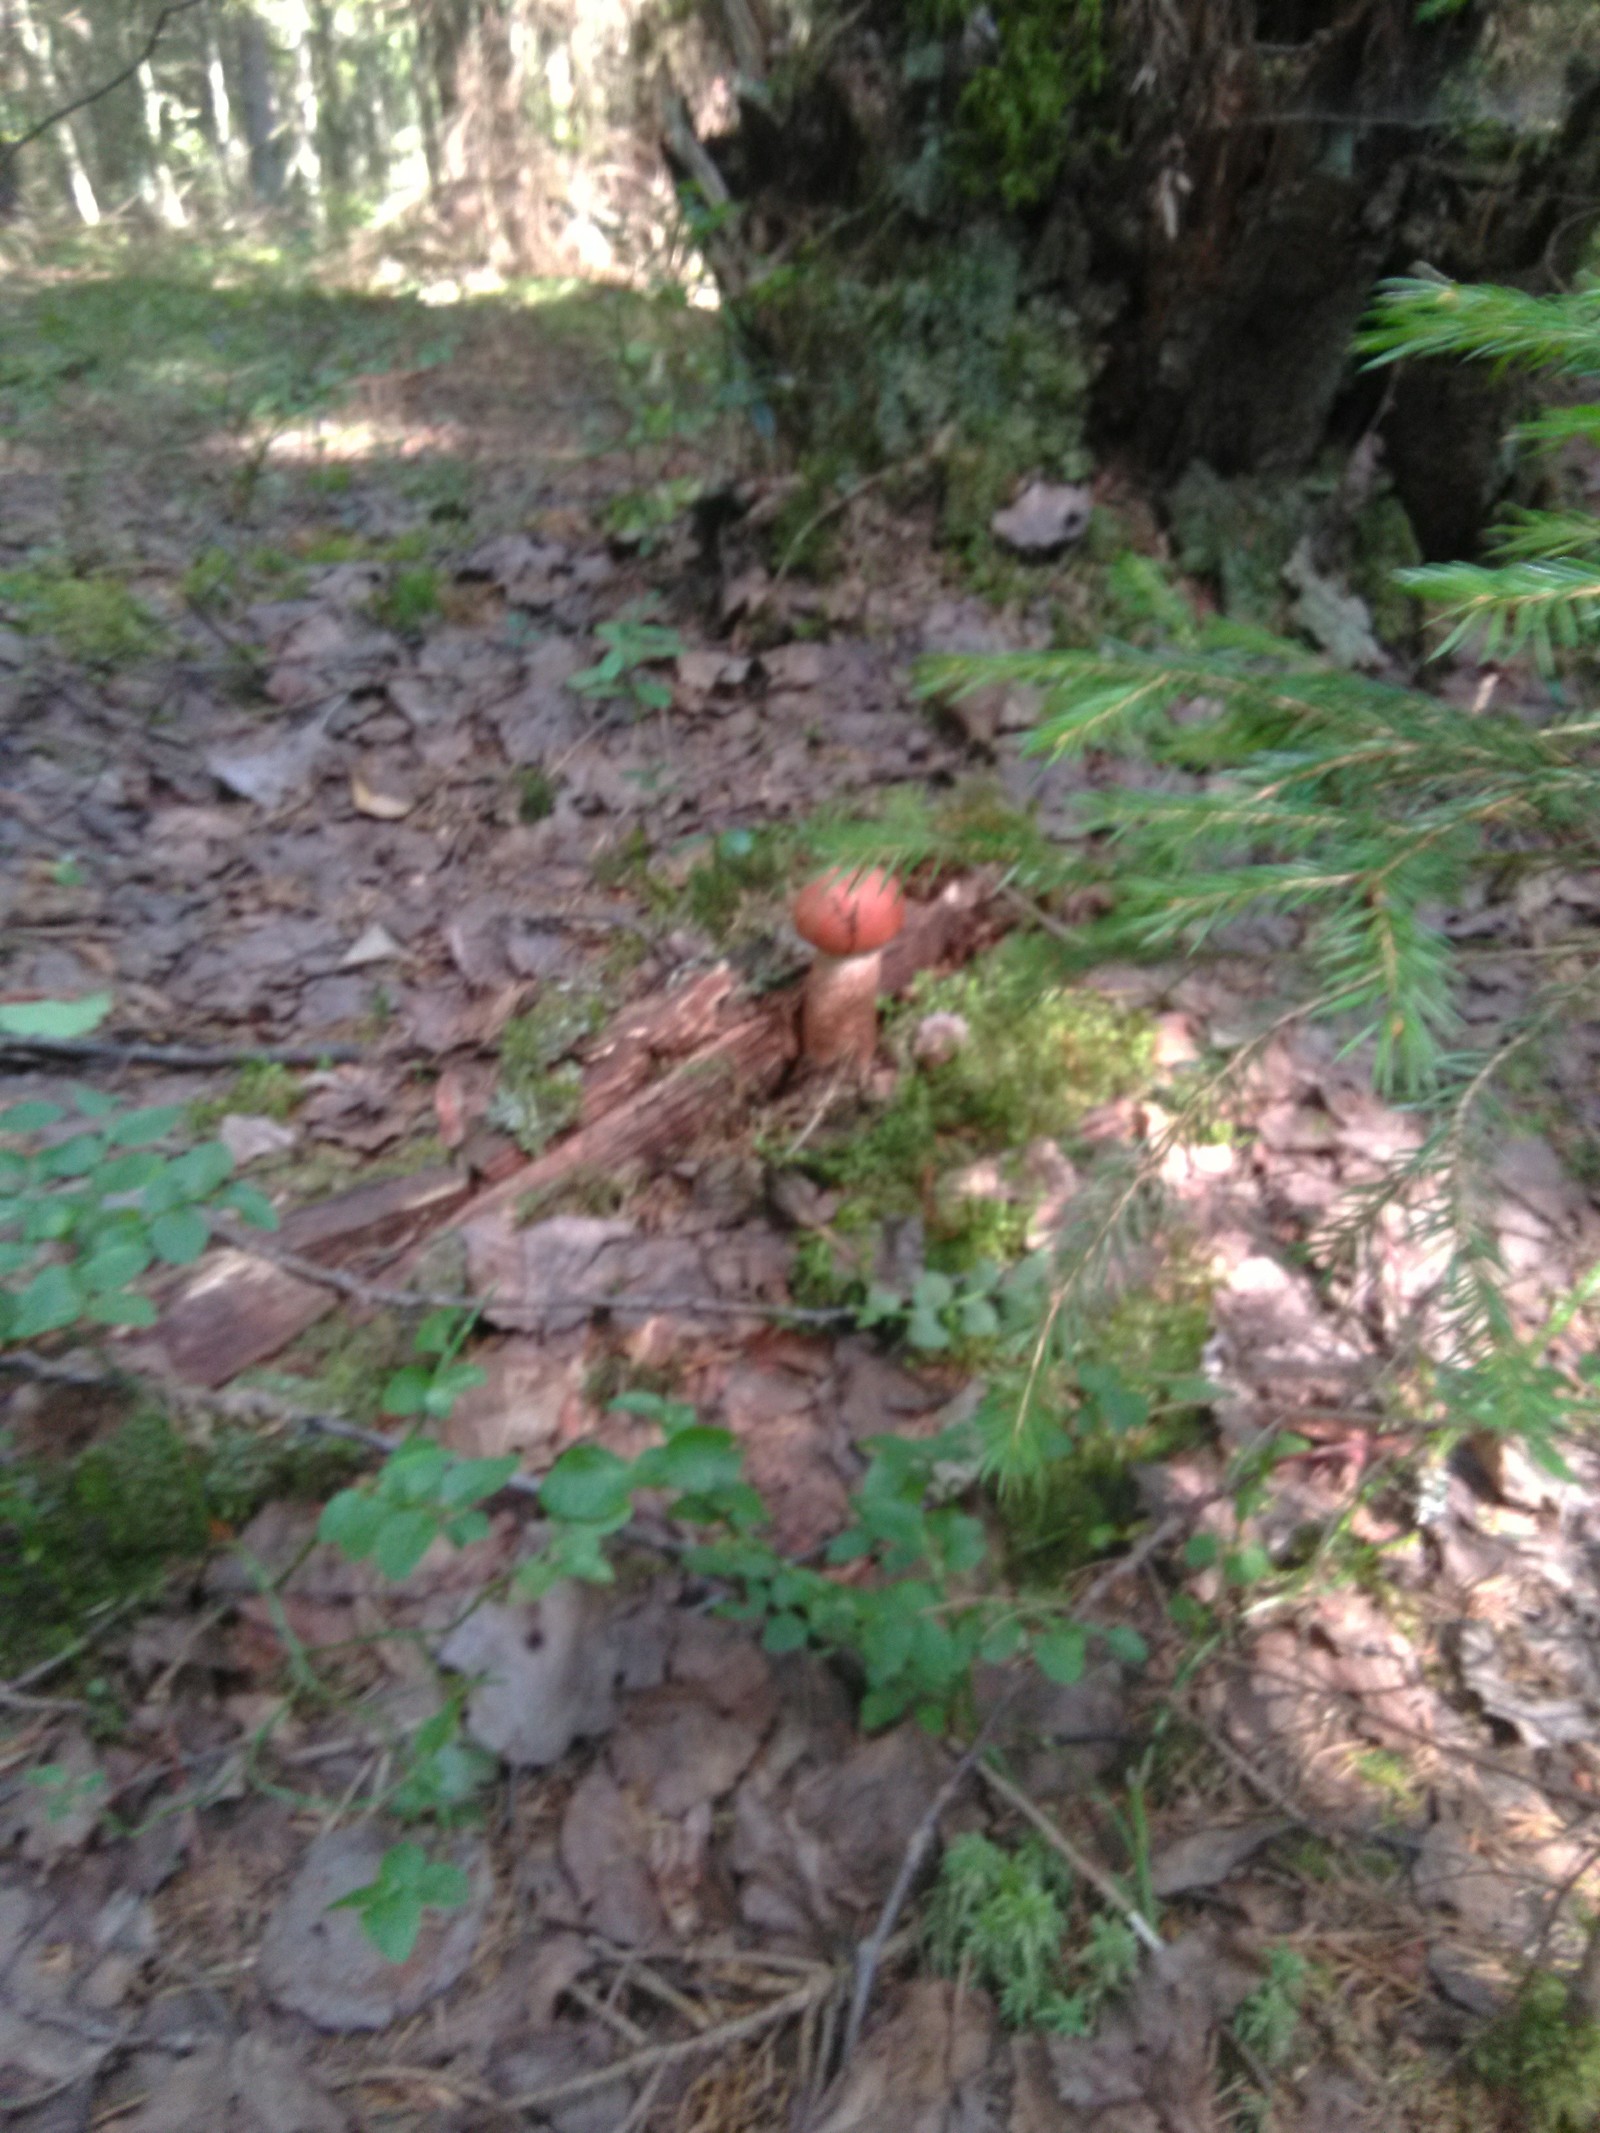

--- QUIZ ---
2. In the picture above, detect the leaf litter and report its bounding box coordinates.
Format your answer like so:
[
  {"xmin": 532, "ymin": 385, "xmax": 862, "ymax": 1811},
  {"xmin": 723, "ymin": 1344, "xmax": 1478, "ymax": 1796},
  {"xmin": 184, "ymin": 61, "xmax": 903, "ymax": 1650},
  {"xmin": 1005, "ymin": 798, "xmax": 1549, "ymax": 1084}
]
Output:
[{"xmin": 6, "ymin": 260, "xmax": 1600, "ymax": 2133}]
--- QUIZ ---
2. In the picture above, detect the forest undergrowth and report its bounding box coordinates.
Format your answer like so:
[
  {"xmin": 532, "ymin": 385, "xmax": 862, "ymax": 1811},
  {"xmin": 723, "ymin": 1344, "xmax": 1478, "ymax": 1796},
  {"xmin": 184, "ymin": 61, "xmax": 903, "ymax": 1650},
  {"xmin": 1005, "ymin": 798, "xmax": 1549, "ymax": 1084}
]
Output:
[{"xmin": 5, "ymin": 224, "xmax": 1600, "ymax": 2131}]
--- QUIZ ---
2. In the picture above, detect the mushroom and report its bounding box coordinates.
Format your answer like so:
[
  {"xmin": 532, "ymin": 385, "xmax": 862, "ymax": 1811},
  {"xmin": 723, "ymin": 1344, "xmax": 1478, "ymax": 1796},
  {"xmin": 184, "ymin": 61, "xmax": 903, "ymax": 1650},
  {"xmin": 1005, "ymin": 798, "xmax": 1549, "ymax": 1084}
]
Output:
[{"xmin": 791, "ymin": 867, "xmax": 906, "ymax": 1067}]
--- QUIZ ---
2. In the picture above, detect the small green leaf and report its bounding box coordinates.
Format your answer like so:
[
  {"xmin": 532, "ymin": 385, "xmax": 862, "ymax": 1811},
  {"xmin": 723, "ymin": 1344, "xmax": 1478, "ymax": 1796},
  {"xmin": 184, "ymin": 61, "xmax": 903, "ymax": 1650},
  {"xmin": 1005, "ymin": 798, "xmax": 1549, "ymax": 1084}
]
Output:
[
  {"xmin": 1225, "ymin": 1543, "xmax": 1273, "ymax": 1587},
  {"xmin": 318, "ymin": 1489, "xmax": 385, "ymax": 1558},
  {"xmin": 225, "ymin": 1181, "xmax": 279, "ymax": 1231},
  {"xmin": 68, "ymin": 1085, "xmax": 117, "ymax": 1118},
  {"xmin": 1183, "ymin": 1532, "xmax": 1220, "ymax": 1571},
  {"xmin": 381, "ymin": 1365, "xmax": 434, "ymax": 1416},
  {"xmin": 539, "ymin": 1442, "xmax": 634, "ymax": 1526},
  {"xmin": 10, "ymin": 1262, "xmax": 83, "ymax": 1338},
  {"xmin": 761, "ymin": 1612, "xmax": 809, "ymax": 1654},
  {"xmin": 79, "ymin": 1238, "xmax": 152, "ymax": 1292},
  {"xmin": 0, "ymin": 993, "xmax": 112, "ymax": 1039},
  {"xmin": 106, "ymin": 1105, "xmax": 184, "ymax": 1147},
  {"xmin": 96, "ymin": 1151, "xmax": 166, "ymax": 1194},
  {"xmin": 1033, "ymin": 1623, "xmax": 1088, "ymax": 1686},
  {"xmin": 437, "ymin": 1454, "xmax": 519, "ymax": 1509},
  {"xmin": 979, "ymin": 1616, "xmax": 1025, "ymax": 1663},
  {"xmin": 38, "ymin": 1133, "xmax": 104, "ymax": 1179},
  {"xmin": 1099, "ymin": 1624, "xmax": 1149, "ymax": 1667},
  {"xmin": 373, "ymin": 1507, "xmax": 440, "ymax": 1581},
  {"xmin": 150, "ymin": 1207, "xmax": 209, "ymax": 1264},
  {"xmin": 85, "ymin": 1292, "xmax": 158, "ymax": 1328},
  {"xmin": 0, "ymin": 1101, "xmax": 65, "ymax": 1134},
  {"xmin": 634, "ymin": 1427, "xmax": 743, "ymax": 1497}
]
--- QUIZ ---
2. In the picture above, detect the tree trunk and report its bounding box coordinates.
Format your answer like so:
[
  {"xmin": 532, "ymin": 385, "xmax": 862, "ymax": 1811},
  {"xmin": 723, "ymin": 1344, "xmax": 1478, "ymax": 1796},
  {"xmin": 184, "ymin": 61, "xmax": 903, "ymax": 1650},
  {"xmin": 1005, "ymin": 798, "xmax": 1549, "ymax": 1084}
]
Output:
[
  {"xmin": 13, "ymin": 0, "xmax": 100, "ymax": 222},
  {"xmin": 686, "ymin": 0, "xmax": 1600, "ymax": 554},
  {"xmin": 236, "ymin": 8, "xmax": 284, "ymax": 202}
]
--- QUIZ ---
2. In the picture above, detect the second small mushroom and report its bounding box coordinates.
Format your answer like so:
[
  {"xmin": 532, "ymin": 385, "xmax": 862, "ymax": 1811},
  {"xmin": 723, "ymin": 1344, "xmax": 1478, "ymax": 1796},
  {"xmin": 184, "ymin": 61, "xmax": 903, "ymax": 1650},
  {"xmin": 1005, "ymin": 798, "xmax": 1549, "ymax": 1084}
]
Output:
[{"xmin": 791, "ymin": 866, "xmax": 906, "ymax": 1067}]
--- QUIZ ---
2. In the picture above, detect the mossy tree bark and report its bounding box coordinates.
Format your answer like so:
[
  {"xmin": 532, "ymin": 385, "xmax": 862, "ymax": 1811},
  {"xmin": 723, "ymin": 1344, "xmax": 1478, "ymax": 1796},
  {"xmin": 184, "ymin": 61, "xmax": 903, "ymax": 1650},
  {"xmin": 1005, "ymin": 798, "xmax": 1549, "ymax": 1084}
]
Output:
[{"xmin": 683, "ymin": 0, "xmax": 1600, "ymax": 553}]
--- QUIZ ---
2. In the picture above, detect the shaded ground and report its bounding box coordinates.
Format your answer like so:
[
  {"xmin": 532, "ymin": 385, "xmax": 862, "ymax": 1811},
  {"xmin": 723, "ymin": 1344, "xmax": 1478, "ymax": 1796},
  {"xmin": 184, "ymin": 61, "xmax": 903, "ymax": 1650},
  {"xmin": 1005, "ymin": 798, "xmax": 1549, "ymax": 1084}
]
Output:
[{"xmin": 5, "ymin": 250, "xmax": 1600, "ymax": 2133}]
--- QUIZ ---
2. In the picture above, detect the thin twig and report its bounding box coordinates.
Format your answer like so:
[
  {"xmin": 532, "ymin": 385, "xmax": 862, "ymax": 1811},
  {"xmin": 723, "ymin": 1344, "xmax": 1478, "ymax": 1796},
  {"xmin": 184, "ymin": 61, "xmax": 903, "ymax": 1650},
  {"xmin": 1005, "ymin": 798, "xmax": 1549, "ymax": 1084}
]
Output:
[
  {"xmin": 209, "ymin": 1218, "xmax": 854, "ymax": 1325},
  {"xmin": 0, "ymin": 1035, "xmax": 360, "ymax": 1069},
  {"xmin": 505, "ymin": 1977, "xmax": 833, "ymax": 2113},
  {"xmin": 978, "ymin": 1763, "xmax": 1163, "ymax": 1952},
  {"xmin": 838, "ymin": 1712, "xmax": 1009, "ymax": 2066}
]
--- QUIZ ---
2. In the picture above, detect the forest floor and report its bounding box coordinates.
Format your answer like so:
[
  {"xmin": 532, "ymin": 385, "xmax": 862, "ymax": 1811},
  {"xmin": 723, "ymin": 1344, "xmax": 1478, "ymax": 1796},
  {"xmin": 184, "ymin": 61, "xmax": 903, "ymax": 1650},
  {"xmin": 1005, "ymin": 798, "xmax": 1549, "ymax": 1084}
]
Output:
[{"xmin": 3, "ymin": 240, "xmax": 1600, "ymax": 2133}]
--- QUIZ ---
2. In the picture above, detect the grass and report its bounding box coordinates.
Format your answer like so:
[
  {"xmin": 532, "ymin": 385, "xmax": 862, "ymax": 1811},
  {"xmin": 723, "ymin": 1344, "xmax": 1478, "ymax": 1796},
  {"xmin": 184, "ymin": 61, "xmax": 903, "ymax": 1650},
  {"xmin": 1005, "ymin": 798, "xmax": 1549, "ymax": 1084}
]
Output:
[{"xmin": 0, "ymin": 565, "xmax": 165, "ymax": 664}]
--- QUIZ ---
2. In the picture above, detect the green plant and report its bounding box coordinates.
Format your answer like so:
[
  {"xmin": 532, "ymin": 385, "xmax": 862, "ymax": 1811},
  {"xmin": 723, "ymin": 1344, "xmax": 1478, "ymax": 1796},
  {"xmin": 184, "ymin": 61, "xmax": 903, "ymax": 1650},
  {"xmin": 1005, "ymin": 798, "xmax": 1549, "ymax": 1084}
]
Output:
[
  {"xmin": 927, "ymin": 1830, "xmax": 1140, "ymax": 2032},
  {"xmin": 374, "ymin": 565, "xmax": 441, "ymax": 634},
  {"xmin": 0, "ymin": 565, "xmax": 164, "ymax": 664},
  {"xmin": 330, "ymin": 1840, "xmax": 471, "ymax": 1965},
  {"xmin": 322, "ymin": 1391, "xmax": 1144, "ymax": 1735},
  {"xmin": 1234, "ymin": 1945, "xmax": 1308, "ymax": 2067},
  {"xmin": 569, "ymin": 605, "xmax": 683, "ymax": 717},
  {"xmin": 1473, "ymin": 1969, "xmax": 1600, "ymax": 2132},
  {"xmin": 0, "ymin": 1004, "xmax": 278, "ymax": 1343},
  {"xmin": 517, "ymin": 766, "xmax": 559, "ymax": 822},
  {"xmin": 379, "ymin": 1308, "xmax": 487, "ymax": 1424},
  {"xmin": 487, "ymin": 984, "xmax": 608, "ymax": 1156},
  {"xmin": 317, "ymin": 1439, "xmax": 517, "ymax": 1581}
]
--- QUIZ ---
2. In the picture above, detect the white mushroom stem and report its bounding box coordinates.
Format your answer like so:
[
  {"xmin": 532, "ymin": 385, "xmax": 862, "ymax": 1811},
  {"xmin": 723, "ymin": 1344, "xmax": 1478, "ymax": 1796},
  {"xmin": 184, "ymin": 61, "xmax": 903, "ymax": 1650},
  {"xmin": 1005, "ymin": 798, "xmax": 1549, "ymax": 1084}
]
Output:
[{"xmin": 802, "ymin": 948, "xmax": 884, "ymax": 1067}]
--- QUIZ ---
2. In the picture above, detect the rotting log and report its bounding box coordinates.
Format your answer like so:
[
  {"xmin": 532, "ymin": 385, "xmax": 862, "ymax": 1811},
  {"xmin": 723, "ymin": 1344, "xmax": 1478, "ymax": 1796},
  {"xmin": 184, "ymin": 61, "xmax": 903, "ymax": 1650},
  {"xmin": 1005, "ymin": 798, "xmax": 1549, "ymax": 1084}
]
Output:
[{"xmin": 146, "ymin": 884, "xmax": 987, "ymax": 1387}]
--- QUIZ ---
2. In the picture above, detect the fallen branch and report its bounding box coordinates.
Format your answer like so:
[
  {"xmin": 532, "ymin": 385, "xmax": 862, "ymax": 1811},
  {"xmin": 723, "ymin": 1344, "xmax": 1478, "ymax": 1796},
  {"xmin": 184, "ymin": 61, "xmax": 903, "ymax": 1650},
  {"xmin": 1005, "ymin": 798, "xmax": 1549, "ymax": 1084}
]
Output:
[
  {"xmin": 978, "ymin": 1762, "xmax": 1163, "ymax": 1953},
  {"xmin": 0, "ymin": 1035, "xmax": 361, "ymax": 1069},
  {"xmin": 506, "ymin": 1976, "xmax": 835, "ymax": 2113},
  {"xmin": 209, "ymin": 1217, "xmax": 852, "ymax": 1326},
  {"xmin": 838, "ymin": 1698, "xmax": 1015, "ymax": 2068}
]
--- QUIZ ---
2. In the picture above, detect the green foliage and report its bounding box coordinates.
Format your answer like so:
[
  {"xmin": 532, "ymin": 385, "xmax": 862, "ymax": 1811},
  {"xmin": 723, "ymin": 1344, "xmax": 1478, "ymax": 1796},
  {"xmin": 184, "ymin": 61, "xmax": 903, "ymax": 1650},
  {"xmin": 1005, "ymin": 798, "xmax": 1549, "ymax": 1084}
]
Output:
[
  {"xmin": 188, "ymin": 1060, "xmax": 303, "ymax": 1134},
  {"xmin": 322, "ymin": 1392, "xmax": 1142, "ymax": 1737},
  {"xmin": 318, "ymin": 1440, "xmax": 516, "ymax": 1582},
  {"xmin": 1473, "ymin": 1970, "xmax": 1600, "ymax": 2132},
  {"xmin": 488, "ymin": 983, "xmax": 608, "ymax": 1155},
  {"xmin": 380, "ymin": 1309, "xmax": 487, "ymax": 1425},
  {"xmin": 683, "ymin": 825, "xmax": 796, "ymax": 941},
  {"xmin": 569, "ymin": 605, "xmax": 684, "ymax": 717},
  {"xmin": 0, "ymin": 1411, "xmax": 210, "ymax": 1670},
  {"xmin": 0, "ymin": 1059, "xmax": 277, "ymax": 1346},
  {"xmin": 373, "ymin": 565, "xmax": 441, "ymax": 635},
  {"xmin": 1233, "ymin": 1945, "xmax": 1308, "ymax": 2066},
  {"xmin": 1359, "ymin": 276, "xmax": 1600, "ymax": 667},
  {"xmin": 330, "ymin": 1841, "xmax": 471, "ymax": 1965},
  {"xmin": 0, "ymin": 565, "xmax": 164, "ymax": 664},
  {"xmin": 744, "ymin": 236, "xmax": 1090, "ymax": 509},
  {"xmin": 927, "ymin": 1831, "xmax": 1139, "ymax": 2032},
  {"xmin": 0, "ymin": 271, "xmax": 455, "ymax": 454},
  {"xmin": 927, "ymin": 0, "xmax": 1108, "ymax": 208}
]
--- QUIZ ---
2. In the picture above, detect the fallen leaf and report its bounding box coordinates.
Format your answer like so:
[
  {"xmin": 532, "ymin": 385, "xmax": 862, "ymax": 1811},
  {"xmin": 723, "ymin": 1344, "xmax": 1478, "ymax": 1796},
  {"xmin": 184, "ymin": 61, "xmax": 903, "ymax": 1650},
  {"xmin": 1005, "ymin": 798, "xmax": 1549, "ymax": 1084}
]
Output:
[
  {"xmin": 119, "ymin": 2035, "xmax": 349, "ymax": 2133},
  {"xmin": 206, "ymin": 709, "xmax": 333, "ymax": 810},
  {"xmin": 437, "ymin": 1584, "xmax": 619, "ymax": 1767},
  {"xmin": 350, "ymin": 766, "xmax": 415, "ymax": 819},
  {"xmin": 340, "ymin": 922, "xmax": 403, "ymax": 967},
  {"xmin": 558, "ymin": 1766, "xmax": 667, "ymax": 1947},
  {"xmin": 1148, "ymin": 1818, "xmax": 1289, "ymax": 1898},
  {"xmin": 217, "ymin": 1113, "xmax": 298, "ymax": 1167},
  {"xmin": 991, "ymin": 481, "xmax": 1093, "ymax": 557},
  {"xmin": 257, "ymin": 1826, "xmax": 490, "ymax": 2030}
]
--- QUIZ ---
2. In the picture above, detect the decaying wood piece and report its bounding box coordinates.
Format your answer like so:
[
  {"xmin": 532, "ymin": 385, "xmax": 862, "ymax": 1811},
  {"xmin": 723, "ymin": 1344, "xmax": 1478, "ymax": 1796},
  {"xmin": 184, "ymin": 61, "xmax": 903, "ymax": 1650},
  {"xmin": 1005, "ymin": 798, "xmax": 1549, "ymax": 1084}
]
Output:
[
  {"xmin": 151, "ymin": 886, "xmax": 991, "ymax": 1386},
  {"xmin": 150, "ymin": 1166, "xmax": 470, "ymax": 1387}
]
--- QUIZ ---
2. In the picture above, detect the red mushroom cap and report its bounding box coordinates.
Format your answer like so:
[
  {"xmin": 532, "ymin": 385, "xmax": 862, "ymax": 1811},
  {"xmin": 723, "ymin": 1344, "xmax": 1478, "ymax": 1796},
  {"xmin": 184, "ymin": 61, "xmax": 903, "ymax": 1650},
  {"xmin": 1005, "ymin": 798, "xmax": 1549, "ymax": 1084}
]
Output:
[{"xmin": 792, "ymin": 868, "xmax": 906, "ymax": 957}]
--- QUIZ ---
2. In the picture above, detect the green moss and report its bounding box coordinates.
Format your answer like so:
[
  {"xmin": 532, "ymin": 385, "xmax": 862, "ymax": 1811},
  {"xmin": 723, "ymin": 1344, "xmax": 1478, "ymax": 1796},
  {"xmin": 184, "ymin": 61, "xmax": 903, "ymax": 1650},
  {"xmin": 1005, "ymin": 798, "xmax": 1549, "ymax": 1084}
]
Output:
[
  {"xmin": 744, "ymin": 235, "xmax": 1090, "ymax": 515},
  {"xmin": 489, "ymin": 984, "xmax": 608, "ymax": 1157},
  {"xmin": 517, "ymin": 767, "xmax": 559, "ymax": 823},
  {"xmin": 373, "ymin": 565, "xmax": 441, "ymax": 634},
  {"xmin": 1350, "ymin": 491, "xmax": 1424, "ymax": 648},
  {"xmin": 1474, "ymin": 1970, "xmax": 1600, "ymax": 2132},
  {"xmin": 189, "ymin": 1060, "xmax": 303, "ymax": 1133},
  {"xmin": 0, "ymin": 1408, "xmax": 359, "ymax": 1672},
  {"xmin": 0, "ymin": 565, "xmax": 165, "ymax": 664},
  {"xmin": 1167, "ymin": 462, "xmax": 1312, "ymax": 629}
]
